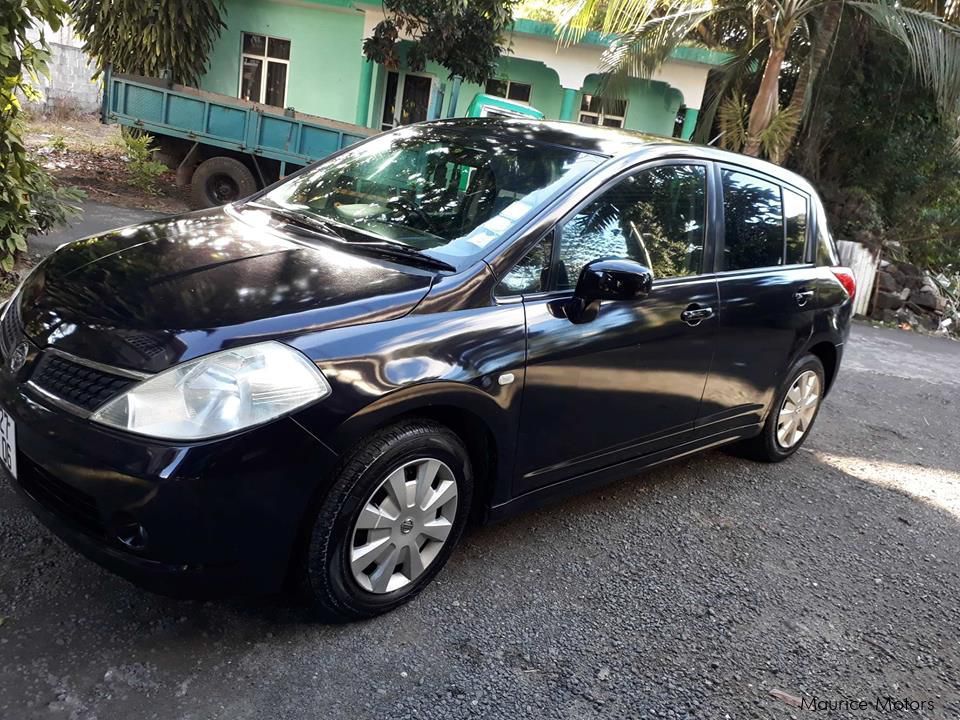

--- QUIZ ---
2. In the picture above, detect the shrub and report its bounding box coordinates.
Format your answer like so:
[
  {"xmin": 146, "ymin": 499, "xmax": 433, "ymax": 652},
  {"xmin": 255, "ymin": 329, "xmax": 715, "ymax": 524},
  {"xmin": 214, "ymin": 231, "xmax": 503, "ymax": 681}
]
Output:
[{"xmin": 119, "ymin": 129, "xmax": 168, "ymax": 195}]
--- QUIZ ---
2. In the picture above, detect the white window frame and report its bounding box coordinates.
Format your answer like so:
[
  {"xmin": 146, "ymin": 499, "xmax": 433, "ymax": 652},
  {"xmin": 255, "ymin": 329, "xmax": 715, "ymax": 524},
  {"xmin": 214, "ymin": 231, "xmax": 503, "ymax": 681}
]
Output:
[
  {"xmin": 485, "ymin": 79, "xmax": 532, "ymax": 105},
  {"xmin": 239, "ymin": 32, "xmax": 291, "ymax": 107},
  {"xmin": 578, "ymin": 94, "xmax": 627, "ymax": 128}
]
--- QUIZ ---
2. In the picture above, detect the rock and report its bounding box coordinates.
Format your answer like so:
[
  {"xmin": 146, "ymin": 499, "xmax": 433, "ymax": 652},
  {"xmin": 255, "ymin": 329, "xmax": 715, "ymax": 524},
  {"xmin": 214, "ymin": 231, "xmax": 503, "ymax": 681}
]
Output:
[
  {"xmin": 876, "ymin": 272, "xmax": 897, "ymax": 293},
  {"xmin": 875, "ymin": 290, "xmax": 905, "ymax": 310},
  {"xmin": 912, "ymin": 290, "xmax": 944, "ymax": 312},
  {"xmin": 899, "ymin": 261, "xmax": 922, "ymax": 278}
]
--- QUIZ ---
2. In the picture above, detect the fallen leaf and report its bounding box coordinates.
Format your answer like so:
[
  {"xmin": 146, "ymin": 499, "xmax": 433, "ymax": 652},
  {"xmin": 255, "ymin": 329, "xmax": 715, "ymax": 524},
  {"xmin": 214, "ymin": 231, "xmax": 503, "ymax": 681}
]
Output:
[{"xmin": 769, "ymin": 688, "xmax": 802, "ymax": 707}]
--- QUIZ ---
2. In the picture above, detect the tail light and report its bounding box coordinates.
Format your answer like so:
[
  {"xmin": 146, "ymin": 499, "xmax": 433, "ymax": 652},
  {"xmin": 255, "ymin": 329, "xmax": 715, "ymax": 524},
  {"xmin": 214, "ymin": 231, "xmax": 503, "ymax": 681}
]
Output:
[{"xmin": 831, "ymin": 267, "xmax": 856, "ymax": 300}]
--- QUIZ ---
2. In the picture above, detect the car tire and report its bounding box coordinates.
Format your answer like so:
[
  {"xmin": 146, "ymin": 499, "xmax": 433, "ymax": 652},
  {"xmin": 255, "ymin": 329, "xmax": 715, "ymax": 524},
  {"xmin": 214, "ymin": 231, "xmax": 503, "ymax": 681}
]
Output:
[
  {"xmin": 190, "ymin": 156, "xmax": 257, "ymax": 208},
  {"xmin": 300, "ymin": 419, "xmax": 473, "ymax": 622},
  {"xmin": 733, "ymin": 353, "xmax": 826, "ymax": 463}
]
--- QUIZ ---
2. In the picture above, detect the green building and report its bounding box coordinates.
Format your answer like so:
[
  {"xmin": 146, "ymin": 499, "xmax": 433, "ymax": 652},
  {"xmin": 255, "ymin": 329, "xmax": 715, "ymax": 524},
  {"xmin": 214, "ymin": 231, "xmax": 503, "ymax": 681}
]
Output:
[{"xmin": 198, "ymin": 0, "xmax": 729, "ymax": 139}]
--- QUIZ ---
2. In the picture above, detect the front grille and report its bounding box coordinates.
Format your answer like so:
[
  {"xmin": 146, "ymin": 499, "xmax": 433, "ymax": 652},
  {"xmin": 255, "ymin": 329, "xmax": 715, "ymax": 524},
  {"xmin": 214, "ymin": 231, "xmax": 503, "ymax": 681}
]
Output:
[
  {"xmin": 17, "ymin": 456, "xmax": 105, "ymax": 537},
  {"xmin": 0, "ymin": 299, "xmax": 21, "ymax": 359},
  {"xmin": 30, "ymin": 353, "xmax": 136, "ymax": 412}
]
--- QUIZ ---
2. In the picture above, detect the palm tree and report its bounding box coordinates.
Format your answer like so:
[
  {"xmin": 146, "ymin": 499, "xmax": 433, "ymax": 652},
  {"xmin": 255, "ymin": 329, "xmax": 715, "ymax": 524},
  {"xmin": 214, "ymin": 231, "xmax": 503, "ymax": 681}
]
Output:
[{"xmin": 559, "ymin": 0, "xmax": 960, "ymax": 160}]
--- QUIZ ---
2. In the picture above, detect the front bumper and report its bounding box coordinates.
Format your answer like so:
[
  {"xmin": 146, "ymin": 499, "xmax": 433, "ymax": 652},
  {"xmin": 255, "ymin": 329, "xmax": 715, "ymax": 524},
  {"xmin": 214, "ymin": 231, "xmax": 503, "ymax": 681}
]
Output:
[{"xmin": 1, "ymin": 360, "xmax": 340, "ymax": 598}]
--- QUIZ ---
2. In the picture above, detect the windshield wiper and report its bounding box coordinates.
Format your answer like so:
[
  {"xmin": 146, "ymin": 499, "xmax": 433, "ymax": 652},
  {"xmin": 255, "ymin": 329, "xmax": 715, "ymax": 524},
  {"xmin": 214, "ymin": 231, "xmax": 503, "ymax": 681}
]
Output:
[
  {"xmin": 346, "ymin": 241, "xmax": 457, "ymax": 272},
  {"xmin": 242, "ymin": 201, "xmax": 455, "ymax": 272},
  {"xmin": 243, "ymin": 201, "xmax": 346, "ymax": 240}
]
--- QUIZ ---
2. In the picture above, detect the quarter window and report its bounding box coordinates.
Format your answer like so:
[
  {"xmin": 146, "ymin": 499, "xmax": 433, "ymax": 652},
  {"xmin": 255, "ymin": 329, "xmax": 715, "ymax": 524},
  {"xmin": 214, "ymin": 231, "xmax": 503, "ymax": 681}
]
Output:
[
  {"xmin": 579, "ymin": 95, "xmax": 627, "ymax": 128},
  {"xmin": 815, "ymin": 206, "xmax": 840, "ymax": 266},
  {"xmin": 556, "ymin": 164, "xmax": 707, "ymax": 289},
  {"xmin": 784, "ymin": 188, "xmax": 808, "ymax": 264},
  {"xmin": 485, "ymin": 79, "xmax": 532, "ymax": 104},
  {"xmin": 497, "ymin": 235, "xmax": 553, "ymax": 297},
  {"xmin": 720, "ymin": 170, "xmax": 784, "ymax": 270},
  {"xmin": 240, "ymin": 32, "xmax": 290, "ymax": 107}
]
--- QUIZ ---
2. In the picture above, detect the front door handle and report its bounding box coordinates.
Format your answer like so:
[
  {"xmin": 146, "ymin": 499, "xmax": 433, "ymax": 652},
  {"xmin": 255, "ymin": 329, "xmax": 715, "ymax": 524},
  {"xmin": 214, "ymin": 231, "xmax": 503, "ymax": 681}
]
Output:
[
  {"xmin": 794, "ymin": 289, "xmax": 815, "ymax": 307},
  {"xmin": 681, "ymin": 304, "xmax": 715, "ymax": 326}
]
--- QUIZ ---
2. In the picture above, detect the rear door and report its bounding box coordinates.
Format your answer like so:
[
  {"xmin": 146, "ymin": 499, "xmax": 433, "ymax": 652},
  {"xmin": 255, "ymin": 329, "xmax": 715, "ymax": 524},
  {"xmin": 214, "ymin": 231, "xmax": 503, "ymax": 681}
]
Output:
[{"xmin": 697, "ymin": 165, "xmax": 819, "ymax": 430}]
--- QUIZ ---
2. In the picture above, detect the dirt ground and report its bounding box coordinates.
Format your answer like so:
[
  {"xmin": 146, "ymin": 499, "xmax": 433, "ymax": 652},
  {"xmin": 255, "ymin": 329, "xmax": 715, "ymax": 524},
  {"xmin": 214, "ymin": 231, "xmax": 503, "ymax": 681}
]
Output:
[{"xmin": 25, "ymin": 112, "xmax": 191, "ymax": 215}]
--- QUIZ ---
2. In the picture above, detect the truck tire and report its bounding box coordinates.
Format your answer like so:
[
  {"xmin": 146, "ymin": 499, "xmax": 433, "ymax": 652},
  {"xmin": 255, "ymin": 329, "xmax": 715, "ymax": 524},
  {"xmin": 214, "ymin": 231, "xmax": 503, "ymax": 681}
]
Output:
[{"xmin": 191, "ymin": 156, "xmax": 258, "ymax": 208}]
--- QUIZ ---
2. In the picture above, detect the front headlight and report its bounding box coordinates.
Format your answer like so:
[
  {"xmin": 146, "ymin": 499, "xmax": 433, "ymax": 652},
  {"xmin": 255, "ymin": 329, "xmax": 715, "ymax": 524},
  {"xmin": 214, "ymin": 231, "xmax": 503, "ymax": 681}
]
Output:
[{"xmin": 90, "ymin": 341, "xmax": 331, "ymax": 440}]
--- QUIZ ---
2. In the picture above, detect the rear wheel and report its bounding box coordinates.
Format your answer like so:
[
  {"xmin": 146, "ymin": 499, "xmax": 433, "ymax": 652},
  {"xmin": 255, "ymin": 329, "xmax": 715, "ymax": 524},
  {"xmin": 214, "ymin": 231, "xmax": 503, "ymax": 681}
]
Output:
[
  {"xmin": 190, "ymin": 156, "xmax": 257, "ymax": 208},
  {"xmin": 300, "ymin": 420, "xmax": 473, "ymax": 622},
  {"xmin": 734, "ymin": 354, "xmax": 826, "ymax": 462}
]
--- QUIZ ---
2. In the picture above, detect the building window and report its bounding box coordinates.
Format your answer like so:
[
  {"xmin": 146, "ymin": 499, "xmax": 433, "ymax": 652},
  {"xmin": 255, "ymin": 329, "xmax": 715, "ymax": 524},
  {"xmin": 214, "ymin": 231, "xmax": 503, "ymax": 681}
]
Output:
[
  {"xmin": 485, "ymin": 79, "xmax": 532, "ymax": 104},
  {"xmin": 579, "ymin": 94, "xmax": 627, "ymax": 128},
  {"xmin": 240, "ymin": 32, "xmax": 290, "ymax": 107}
]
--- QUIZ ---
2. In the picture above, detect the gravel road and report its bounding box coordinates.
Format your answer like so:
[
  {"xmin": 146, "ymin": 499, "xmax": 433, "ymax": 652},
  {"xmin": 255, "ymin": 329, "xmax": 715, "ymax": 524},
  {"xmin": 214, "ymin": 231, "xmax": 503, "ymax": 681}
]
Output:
[{"xmin": 1, "ymin": 323, "xmax": 958, "ymax": 719}]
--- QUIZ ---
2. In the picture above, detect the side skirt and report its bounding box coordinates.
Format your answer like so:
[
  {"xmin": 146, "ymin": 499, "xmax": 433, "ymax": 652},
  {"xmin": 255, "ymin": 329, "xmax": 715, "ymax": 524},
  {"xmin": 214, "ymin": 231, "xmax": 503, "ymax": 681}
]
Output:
[{"xmin": 486, "ymin": 423, "xmax": 762, "ymax": 524}]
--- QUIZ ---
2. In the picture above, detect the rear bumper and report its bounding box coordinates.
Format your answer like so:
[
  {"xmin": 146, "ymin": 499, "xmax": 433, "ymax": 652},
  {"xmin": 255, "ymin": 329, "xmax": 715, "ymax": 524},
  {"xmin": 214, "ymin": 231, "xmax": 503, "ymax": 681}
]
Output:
[{"xmin": 1, "ymin": 363, "xmax": 339, "ymax": 598}]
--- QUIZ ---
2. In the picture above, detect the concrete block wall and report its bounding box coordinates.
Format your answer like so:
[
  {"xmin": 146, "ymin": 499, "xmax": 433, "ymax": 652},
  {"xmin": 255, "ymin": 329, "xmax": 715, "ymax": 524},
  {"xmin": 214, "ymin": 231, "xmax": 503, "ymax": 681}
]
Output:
[{"xmin": 25, "ymin": 22, "xmax": 101, "ymax": 114}]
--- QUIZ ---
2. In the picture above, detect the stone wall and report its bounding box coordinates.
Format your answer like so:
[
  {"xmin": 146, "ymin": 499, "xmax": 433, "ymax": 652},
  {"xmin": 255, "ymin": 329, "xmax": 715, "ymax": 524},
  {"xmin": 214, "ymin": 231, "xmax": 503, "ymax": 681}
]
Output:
[{"xmin": 871, "ymin": 261, "xmax": 950, "ymax": 331}]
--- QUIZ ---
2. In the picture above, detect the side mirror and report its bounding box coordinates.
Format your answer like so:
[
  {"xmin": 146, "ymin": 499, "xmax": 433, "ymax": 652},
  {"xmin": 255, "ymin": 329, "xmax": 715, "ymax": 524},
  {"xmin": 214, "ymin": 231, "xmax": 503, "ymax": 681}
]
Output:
[{"xmin": 560, "ymin": 258, "xmax": 653, "ymax": 323}]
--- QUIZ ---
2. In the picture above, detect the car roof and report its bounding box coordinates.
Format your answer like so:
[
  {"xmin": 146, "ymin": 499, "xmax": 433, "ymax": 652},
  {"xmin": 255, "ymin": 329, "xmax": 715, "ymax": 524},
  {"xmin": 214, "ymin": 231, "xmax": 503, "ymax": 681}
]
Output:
[
  {"xmin": 423, "ymin": 116, "xmax": 678, "ymax": 156},
  {"xmin": 419, "ymin": 117, "xmax": 818, "ymax": 197}
]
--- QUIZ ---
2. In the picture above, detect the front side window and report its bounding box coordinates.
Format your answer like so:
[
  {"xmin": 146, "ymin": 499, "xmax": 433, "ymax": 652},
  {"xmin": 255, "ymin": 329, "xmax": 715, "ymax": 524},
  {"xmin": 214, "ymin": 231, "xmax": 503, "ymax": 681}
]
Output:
[
  {"xmin": 261, "ymin": 126, "xmax": 602, "ymax": 267},
  {"xmin": 579, "ymin": 95, "xmax": 627, "ymax": 128},
  {"xmin": 721, "ymin": 169, "xmax": 784, "ymax": 270},
  {"xmin": 240, "ymin": 32, "xmax": 290, "ymax": 107},
  {"xmin": 556, "ymin": 164, "xmax": 707, "ymax": 289}
]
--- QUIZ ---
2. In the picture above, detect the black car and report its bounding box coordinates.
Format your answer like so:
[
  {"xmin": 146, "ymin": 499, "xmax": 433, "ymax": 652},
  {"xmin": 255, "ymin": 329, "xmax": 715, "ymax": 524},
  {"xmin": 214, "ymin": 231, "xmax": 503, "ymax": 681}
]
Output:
[{"xmin": 0, "ymin": 119, "xmax": 854, "ymax": 620}]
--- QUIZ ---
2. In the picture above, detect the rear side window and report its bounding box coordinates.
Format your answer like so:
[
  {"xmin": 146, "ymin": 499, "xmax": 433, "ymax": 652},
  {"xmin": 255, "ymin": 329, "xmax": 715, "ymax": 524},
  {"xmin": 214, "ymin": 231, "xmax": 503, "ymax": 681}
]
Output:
[{"xmin": 721, "ymin": 170, "xmax": 784, "ymax": 270}]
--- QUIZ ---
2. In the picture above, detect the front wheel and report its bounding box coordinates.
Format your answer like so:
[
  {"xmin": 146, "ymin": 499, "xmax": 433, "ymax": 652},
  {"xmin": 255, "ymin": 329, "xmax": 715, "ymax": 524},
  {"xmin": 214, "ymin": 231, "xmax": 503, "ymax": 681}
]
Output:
[
  {"xmin": 734, "ymin": 354, "xmax": 826, "ymax": 462},
  {"xmin": 300, "ymin": 420, "xmax": 473, "ymax": 622}
]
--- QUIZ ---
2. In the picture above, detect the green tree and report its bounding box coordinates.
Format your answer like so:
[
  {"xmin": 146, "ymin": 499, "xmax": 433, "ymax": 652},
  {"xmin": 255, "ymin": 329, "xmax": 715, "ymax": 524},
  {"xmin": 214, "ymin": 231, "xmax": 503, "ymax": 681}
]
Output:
[
  {"xmin": 71, "ymin": 0, "xmax": 226, "ymax": 86},
  {"xmin": 363, "ymin": 0, "xmax": 517, "ymax": 85},
  {"xmin": 559, "ymin": 0, "xmax": 960, "ymax": 160},
  {"xmin": 0, "ymin": 0, "xmax": 81, "ymax": 274},
  {"xmin": 792, "ymin": 21, "xmax": 960, "ymax": 269}
]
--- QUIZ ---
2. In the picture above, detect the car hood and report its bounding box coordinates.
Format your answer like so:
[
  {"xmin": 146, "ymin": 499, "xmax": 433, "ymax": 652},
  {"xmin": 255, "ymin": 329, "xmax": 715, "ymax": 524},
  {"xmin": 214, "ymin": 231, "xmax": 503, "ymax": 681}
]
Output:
[{"xmin": 17, "ymin": 208, "xmax": 436, "ymax": 373}]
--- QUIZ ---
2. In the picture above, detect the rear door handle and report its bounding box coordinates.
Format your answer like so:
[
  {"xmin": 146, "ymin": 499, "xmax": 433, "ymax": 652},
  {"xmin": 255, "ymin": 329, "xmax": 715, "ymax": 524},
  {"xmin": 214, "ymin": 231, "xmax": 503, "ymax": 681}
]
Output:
[
  {"xmin": 680, "ymin": 305, "xmax": 715, "ymax": 326},
  {"xmin": 794, "ymin": 289, "xmax": 815, "ymax": 307}
]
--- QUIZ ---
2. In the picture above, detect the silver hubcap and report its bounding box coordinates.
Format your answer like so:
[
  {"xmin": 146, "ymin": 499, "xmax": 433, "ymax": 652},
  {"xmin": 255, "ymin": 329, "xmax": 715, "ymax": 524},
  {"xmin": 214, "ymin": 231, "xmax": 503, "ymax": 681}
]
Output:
[
  {"xmin": 777, "ymin": 370, "xmax": 822, "ymax": 449},
  {"xmin": 350, "ymin": 458, "xmax": 458, "ymax": 594}
]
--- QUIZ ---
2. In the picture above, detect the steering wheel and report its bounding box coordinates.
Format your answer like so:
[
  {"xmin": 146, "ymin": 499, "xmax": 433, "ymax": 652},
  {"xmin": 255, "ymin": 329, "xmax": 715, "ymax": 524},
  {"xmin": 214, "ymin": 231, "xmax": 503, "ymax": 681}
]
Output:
[{"xmin": 388, "ymin": 195, "xmax": 439, "ymax": 235}]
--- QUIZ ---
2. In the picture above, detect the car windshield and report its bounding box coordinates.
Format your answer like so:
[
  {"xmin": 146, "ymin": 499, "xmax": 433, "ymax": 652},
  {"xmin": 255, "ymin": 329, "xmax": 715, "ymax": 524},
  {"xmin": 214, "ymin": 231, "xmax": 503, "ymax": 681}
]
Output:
[{"xmin": 261, "ymin": 124, "xmax": 604, "ymax": 267}]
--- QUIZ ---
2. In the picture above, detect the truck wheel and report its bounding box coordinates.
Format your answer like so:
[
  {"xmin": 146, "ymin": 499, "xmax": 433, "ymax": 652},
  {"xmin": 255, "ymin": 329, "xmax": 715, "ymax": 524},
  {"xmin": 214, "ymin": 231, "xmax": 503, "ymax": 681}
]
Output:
[{"xmin": 191, "ymin": 156, "xmax": 257, "ymax": 208}]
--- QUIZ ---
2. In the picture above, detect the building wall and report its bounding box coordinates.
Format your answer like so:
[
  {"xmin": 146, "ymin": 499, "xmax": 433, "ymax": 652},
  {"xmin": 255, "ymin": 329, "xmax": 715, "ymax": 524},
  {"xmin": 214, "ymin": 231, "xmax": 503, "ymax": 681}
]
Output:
[
  {"xmin": 581, "ymin": 75, "xmax": 685, "ymax": 137},
  {"xmin": 202, "ymin": 0, "xmax": 713, "ymax": 136},
  {"xmin": 200, "ymin": 0, "xmax": 365, "ymax": 123},
  {"xmin": 24, "ymin": 22, "xmax": 101, "ymax": 113}
]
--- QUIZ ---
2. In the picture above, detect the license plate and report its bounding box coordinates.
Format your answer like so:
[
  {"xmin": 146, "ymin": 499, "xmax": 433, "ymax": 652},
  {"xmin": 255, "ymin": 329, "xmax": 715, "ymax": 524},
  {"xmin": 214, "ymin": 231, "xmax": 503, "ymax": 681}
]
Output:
[{"xmin": 0, "ymin": 407, "xmax": 16, "ymax": 480}]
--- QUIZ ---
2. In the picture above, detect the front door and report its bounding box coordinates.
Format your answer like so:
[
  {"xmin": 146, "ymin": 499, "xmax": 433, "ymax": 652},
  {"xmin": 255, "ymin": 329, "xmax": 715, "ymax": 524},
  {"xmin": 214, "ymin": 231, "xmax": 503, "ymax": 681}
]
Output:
[
  {"xmin": 501, "ymin": 162, "xmax": 720, "ymax": 495},
  {"xmin": 381, "ymin": 72, "xmax": 434, "ymax": 131}
]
